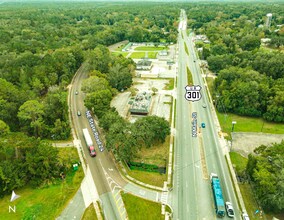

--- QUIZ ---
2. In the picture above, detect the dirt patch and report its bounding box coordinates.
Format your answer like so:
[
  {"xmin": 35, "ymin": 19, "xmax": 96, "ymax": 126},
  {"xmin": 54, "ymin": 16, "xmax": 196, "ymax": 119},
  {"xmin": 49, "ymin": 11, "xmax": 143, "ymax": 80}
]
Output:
[{"xmin": 231, "ymin": 132, "xmax": 284, "ymax": 157}]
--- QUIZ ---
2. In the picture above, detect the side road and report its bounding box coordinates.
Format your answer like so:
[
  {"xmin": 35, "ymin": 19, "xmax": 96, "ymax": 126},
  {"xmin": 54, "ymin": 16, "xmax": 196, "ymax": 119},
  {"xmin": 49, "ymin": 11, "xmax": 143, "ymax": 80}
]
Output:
[{"xmin": 56, "ymin": 63, "xmax": 103, "ymax": 220}]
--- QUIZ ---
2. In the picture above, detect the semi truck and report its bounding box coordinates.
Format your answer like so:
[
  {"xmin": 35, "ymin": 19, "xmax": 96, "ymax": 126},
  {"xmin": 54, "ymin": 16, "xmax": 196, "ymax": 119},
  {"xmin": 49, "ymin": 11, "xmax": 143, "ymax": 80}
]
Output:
[
  {"xmin": 210, "ymin": 173, "xmax": 226, "ymax": 217},
  {"xmin": 82, "ymin": 128, "xmax": 96, "ymax": 157}
]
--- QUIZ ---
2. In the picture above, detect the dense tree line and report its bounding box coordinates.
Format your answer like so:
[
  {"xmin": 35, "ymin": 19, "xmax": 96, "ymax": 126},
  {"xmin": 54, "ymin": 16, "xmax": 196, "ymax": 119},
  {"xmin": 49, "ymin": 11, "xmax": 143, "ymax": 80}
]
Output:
[
  {"xmin": 246, "ymin": 142, "xmax": 284, "ymax": 212},
  {"xmin": 0, "ymin": 2, "xmax": 179, "ymax": 140},
  {"xmin": 99, "ymin": 111, "xmax": 170, "ymax": 162},
  {"xmin": 0, "ymin": 1, "xmax": 177, "ymax": 193},
  {"xmin": 83, "ymin": 46, "xmax": 135, "ymax": 118},
  {"xmin": 185, "ymin": 3, "xmax": 284, "ymax": 122},
  {"xmin": 0, "ymin": 133, "xmax": 75, "ymax": 197}
]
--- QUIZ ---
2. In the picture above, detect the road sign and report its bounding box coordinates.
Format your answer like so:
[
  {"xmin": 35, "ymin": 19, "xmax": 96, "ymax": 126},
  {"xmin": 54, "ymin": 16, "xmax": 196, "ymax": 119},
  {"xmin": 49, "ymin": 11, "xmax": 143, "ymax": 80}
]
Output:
[{"xmin": 185, "ymin": 85, "xmax": 202, "ymax": 102}]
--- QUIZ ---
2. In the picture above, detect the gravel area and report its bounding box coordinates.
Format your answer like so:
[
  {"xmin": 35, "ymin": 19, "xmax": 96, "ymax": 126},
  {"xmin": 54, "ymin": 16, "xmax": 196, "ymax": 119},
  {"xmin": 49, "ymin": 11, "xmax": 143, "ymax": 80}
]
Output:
[
  {"xmin": 231, "ymin": 132, "xmax": 284, "ymax": 156},
  {"xmin": 110, "ymin": 92, "xmax": 131, "ymax": 118}
]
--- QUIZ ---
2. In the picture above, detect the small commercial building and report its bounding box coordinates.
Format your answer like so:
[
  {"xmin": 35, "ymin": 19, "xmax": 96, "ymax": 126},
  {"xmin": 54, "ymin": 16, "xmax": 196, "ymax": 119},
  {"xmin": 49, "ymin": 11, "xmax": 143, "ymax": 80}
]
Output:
[
  {"xmin": 136, "ymin": 59, "xmax": 153, "ymax": 70},
  {"xmin": 129, "ymin": 92, "xmax": 152, "ymax": 115}
]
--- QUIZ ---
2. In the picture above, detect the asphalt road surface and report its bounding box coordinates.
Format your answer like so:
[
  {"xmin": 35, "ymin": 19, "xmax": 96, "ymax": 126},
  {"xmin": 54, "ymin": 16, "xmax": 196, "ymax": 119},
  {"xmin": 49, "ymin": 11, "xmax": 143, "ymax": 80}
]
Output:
[
  {"xmin": 171, "ymin": 10, "xmax": 241, "ymax": 220},
  {"xmin": 70, "ymin": 64, "xmax": 162, "ymax": 220}
]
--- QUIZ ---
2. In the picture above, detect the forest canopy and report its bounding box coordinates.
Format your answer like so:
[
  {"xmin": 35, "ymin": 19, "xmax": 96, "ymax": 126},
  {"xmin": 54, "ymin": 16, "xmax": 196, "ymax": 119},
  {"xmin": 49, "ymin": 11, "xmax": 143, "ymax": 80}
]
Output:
[{"xmin": 185, "ymin": 2, "xmax": 284, "ymax": 122}]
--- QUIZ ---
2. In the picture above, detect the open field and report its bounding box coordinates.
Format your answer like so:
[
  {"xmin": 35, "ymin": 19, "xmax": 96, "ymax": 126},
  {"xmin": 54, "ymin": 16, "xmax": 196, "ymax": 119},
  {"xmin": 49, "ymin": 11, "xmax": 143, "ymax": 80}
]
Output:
[
  {"xmin": 121, "ymin": 192, "xmax": 164, "ymax": 220},
  {"xmin": 217, "ymin": 112, "xmax": 284, "ymax": 135},
  {"xmin": 0, "ymin": 148, "xmax": 84, "ymax": 220},
  {"xmin": 130, "ymin": 52, "xmax": 157, "ymax": 59},
  {"xmin": 134, "ymin": 46, "xmax": 166, "ymax": 51}
]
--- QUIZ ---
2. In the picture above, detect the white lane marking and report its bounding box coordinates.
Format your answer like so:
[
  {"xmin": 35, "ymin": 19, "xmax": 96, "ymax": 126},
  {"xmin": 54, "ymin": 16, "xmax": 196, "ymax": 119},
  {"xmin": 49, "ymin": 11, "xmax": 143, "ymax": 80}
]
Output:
[
  {"xmin": 156, "ymin": 192, "xmax": 159, "ymax": 202},
  {"xmin": 186, "ymin": 181, "xmax": 188, "ymax": 188}
]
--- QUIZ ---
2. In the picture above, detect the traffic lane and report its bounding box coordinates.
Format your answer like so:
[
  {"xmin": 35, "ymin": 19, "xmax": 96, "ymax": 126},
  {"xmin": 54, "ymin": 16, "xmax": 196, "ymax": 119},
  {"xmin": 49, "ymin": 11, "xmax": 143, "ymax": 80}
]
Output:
[
  {"xmin": 100, "ymin": 192, "xmax": 121, "ymax": 220},
  {"xmin": 71, "ymin": 64, "xmax": 121, "ymax": 218},
  {"xmin": 177, "ymin": 41, "xmax": 199, "ymax": 219},
  {"xmin": 202, "ymin": 148, "xmax": 239, "ymax": 219},
  {"xmin": 185, "ymin": 36, "xmax": 240, "ymax": 219},
  {"xmin": 191, "ymin": 101, "xmax": 216, "ymax": 220},
  {"xmin": 174, "ymin": 37, "xmax": 187, "ymax": 220},
  {"xmin": 77, "ymin": 125, "xmax": 111, "ymax": 195},
  {"xmin": 73, "ymin": 82, "xmax": 114, "ymax": 195},
  {"xmin": 193, "ymin": 68, "xmax": 240, "ymax": 219},
  {"xmin": 193, "ymin": 64, "xmax": 240, "ymax": 219}
]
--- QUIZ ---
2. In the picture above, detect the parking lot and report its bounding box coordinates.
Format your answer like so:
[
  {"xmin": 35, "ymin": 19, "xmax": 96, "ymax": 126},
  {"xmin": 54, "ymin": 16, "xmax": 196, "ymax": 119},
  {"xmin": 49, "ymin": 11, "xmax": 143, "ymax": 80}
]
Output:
[{"xmin": 111, "ymin": 78, "xmax": 174, "ymax": 123}]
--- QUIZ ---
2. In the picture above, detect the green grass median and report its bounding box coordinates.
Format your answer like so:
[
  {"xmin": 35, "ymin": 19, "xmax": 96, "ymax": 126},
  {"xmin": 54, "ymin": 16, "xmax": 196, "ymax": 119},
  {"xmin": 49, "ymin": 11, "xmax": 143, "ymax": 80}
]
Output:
[{"xmin": 121, "ymin": 192, "xmax": 164, "ymax": 220}]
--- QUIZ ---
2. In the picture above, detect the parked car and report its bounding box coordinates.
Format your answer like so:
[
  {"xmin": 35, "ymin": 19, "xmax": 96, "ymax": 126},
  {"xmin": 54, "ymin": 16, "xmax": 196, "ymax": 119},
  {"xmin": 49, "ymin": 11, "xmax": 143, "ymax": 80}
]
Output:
[
  {"xmin": 201, "ymin": 122, "xmax": 205, "ymax": 128},
  {"xmin": 242, "ymin": 212, "xmax": 250, "ymax": 220},
  {"xmin": 225, "ymin": 202, "xmax": 235, "ymax": 218}
]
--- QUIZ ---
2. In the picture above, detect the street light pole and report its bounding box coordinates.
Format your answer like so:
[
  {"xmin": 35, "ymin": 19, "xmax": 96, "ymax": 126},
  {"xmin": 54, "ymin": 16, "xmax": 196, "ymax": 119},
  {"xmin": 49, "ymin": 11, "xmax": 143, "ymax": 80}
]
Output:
[
  {"xmin": 231, "ymin": 121, "xmax": 237, "ymax": 151},
  {"xmin": 231, "ymin": 121, "xmax": 237, "ymax": 132}
]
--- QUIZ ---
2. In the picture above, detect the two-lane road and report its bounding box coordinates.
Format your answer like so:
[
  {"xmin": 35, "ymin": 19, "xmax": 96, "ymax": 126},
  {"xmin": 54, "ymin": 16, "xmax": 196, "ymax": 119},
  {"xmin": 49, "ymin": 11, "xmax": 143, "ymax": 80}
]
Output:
[{"xmin": 70, "ymin": 63, "xmax": 162, "ymax": 220}]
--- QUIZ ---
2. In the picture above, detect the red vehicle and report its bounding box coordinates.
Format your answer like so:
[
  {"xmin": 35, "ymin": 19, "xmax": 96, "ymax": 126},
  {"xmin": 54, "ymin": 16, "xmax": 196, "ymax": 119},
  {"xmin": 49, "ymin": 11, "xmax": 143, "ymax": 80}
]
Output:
[{"xmin": 82, "ymin": 128, "xmax": 96, "ymax": 157}]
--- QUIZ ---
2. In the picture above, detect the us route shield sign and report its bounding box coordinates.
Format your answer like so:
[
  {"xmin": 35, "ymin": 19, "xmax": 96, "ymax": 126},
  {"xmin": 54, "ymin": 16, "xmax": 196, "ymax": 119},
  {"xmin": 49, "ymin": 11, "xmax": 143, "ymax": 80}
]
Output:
[{"xmin": 185, "ymin": 85, "xmax": 202, "ymax": 102}]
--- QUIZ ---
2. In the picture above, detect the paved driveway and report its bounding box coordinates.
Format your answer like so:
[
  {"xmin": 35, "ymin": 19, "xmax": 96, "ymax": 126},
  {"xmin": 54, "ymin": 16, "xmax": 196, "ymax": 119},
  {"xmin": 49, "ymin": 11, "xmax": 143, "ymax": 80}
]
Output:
[{"xmin": 231, "ymin": 132, "xmax": 284, "ymax": 156}]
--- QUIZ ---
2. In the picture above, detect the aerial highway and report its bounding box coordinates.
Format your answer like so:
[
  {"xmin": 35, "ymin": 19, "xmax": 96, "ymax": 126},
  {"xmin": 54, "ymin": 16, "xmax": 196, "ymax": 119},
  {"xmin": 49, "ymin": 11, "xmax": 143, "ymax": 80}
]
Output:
[{"xmin": 171, "ymin": 10, "xmax": 241, "ymax": 220}]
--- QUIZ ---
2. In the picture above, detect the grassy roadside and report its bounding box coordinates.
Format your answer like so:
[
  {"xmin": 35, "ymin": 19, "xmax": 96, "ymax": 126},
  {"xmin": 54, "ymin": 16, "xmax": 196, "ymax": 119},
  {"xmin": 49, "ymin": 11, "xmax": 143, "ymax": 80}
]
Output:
[
  {"xmin": 81, "ymin": 203, "xmax": 98, "ymax": 220},
  {"xmin": 239, "ymin": 184, "xmax": 262, "ymax": 220},
  {"xmin": 205, "ymin": 77, "xmax": 214, "ymax": 95},
  {"xmin": 121, "ymin": 192, "xmax": 164, "ymax": 220},
  {"xmin": 127, "ymin": 170, "xmax": 167, "ymax": 187},
  {"xmin": 0, "ymin": 148, "xmax": 84, "ymax": 220},
  {"xmin": 229, "ymin": 152, "xmax": 247, "ymax": 174}
]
